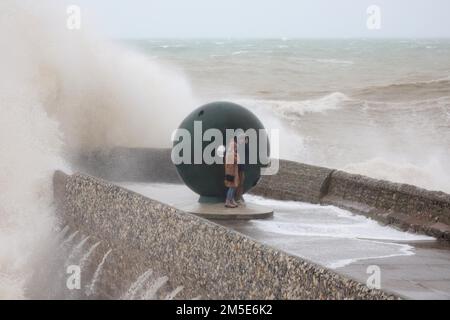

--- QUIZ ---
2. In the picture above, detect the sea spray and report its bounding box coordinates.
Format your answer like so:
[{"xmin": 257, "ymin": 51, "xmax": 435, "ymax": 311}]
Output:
[
  {"xmin": 0, "ymin": 0, "xmax": 196, "ymax": 299},
  {"xmin": 237, "ymin": 92, "xmax": 349, "ymax": 120},
  {"xmin": 86, "ymin": 249, "xmax": 112, "ymax": 297},
  {"xmin": 56, "ymin": 226, "xmax": 70, "ymax": 242},
  {"xmin": 343, "ymin": 157, "xmax": 450, "ymax": 194},
  {"xmin": 121, "ymin": 269, "xmax": 154, "ymax": 300},
  {"xmin": 143, "ymin": 276, "xmax": 169, "ymax": 300},
  {"xmin": 79, "ymin": 241, "xmax": 101, "ymax": 270},
  {"xmin": 165, "ymin": 286, "xmax": 184, "ymax": 300},
  {"xmin": 65, "ymin": 236, "xmax": 90, "ymax": 265},
  {"xmin": 2, "ymin": 0, "xmax": 197, "ymax": 152},
  {"xmin": 60, "ymin": 231, "xmax": 80, "ymax": 248},
  {"xmin": 122, "ymin": 270, "xmax": 169, "ymax": 300}
]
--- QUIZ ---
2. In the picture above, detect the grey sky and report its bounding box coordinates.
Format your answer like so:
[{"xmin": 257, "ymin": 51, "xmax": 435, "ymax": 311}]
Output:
[{"xmin": 73, "ymin": 0, "xmax": 450, "ymax": 38}]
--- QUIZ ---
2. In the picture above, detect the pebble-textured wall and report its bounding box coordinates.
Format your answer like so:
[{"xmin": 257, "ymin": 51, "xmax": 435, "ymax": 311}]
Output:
[
  {"xmin": 54, "ymin": 171, "xmax": 397, "ymax": 300},
  {"xmin": 250, "ymin": 160, "xmax": 334, "ymax": 204}
]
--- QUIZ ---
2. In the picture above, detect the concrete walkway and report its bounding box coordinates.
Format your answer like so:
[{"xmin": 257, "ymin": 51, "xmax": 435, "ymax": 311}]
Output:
[{"xmin": 122, "ymin": 182, "xmax": 450, "ymax": 300}]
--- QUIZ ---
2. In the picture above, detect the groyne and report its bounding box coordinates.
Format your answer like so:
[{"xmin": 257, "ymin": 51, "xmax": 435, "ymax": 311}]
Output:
[{"xmin": 54, "ymin": 170, "xmax": 396, "ymax": 299}]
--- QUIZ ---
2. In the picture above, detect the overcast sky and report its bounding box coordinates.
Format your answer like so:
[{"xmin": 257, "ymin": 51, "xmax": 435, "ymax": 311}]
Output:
[{"xmin": 73, "ymin": 0, "xmax": 450, "ymax": 38}]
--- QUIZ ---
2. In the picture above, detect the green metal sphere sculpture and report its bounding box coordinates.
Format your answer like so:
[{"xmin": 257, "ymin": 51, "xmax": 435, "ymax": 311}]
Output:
[{"xmin": 172, "ymin": 101, "xmax": 269, "ymax": 202}]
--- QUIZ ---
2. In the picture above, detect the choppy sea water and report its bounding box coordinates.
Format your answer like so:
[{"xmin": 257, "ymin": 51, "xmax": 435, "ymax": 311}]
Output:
[{"xmin": 127, "ymin": 39, "xmax": 450, "ymax": 193}]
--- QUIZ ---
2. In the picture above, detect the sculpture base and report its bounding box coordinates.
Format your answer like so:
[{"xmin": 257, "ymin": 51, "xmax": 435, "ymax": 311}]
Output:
[
  {"xmin": 180, "ymin": 202, "xmax": 273, "ymax": 220},
  {"xmin": 198, "ymin": 195, "xmax": 225, "ymax": 203}
]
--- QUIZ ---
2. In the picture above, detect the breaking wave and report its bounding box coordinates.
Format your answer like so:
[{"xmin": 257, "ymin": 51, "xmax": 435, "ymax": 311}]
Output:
[
  {"xmin": 354, "ymin": 77, "xmax": 450, "ymax": 102},
  {"xmin": 0, "ymin": 0, "xmax": 195, "ymax": 299},
  {"xmin": 343, "ymin": 158, "xmax": 450, "ymax": 193},
  {"xmin": 236, "ymin": 92, "xmax": 350, "ymax": 121}
]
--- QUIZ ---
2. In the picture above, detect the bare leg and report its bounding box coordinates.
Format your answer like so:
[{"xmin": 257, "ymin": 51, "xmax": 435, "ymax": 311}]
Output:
[
  {"xmin": 225, "ymin": 187, "xmax": 237, "ymax": 208},
  {"xmin": 236, "ymin": 171, "xmax": 245, "ymax": 201}
]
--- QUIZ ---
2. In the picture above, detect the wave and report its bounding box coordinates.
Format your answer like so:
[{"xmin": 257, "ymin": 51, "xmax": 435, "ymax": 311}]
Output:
[
  {"xmin": 0, "ymin": 0, "xmax": 196, "ymax": 299},
  {"xmin": 354, "ymin": 77, "xmax": 450, "ymax": 102},
  {"xmin": 231, "ymin": 50, "xmax": 249, "ymax": 55},
  {"xmin": 245, "ymin": 195, "xmax": 431, "ymax": 269},
  {"xmin": 315, "ymin": 58, "xmax": 354, "ymax": 65},
  {"xmin": 343, "ymin": 158, "xmax": 450, "ymax": 194},
  {"xmin": 248, "ymin": 203, "xmax": 430, "ymax": 241},
  {"xmin": 236, "ymin": 92, "xmax": 350, "ymax": 121}
]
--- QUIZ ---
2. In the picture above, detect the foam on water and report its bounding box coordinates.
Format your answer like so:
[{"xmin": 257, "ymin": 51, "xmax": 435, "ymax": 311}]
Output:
[
  {"xmin": 236, "ymin": 92, "xmax": 349, "ymax": 120},
  {"xmin": 240, "ymin": 91, "xmax": 450, "ymax": 193},
  {"xmin": 315, "ymin": 58, "xmax": 354, "ymax": 65},
  {"xmin": 243, "ymin": 195, "xmax": 433, "ymax": 269},
  {"xmin": 246, "ymin": 195, "xmax": 432, "ymax": 242}
]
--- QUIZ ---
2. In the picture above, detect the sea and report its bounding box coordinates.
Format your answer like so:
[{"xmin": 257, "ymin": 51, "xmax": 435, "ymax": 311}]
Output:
[{"xmin": 126, "ymin": 38, "xmax": 450, "ymax": 193}]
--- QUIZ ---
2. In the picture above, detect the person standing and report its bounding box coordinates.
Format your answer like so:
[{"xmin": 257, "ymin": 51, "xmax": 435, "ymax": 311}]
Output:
[{"xmin": 224, "ymin": 136, "xmax": 240, "ymax": 208}]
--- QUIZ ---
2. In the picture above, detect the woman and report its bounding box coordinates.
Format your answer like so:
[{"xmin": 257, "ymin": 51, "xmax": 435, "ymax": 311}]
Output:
[{"xmin": 224, "ymin": 136, "xmax": 240, "ymax": 208}]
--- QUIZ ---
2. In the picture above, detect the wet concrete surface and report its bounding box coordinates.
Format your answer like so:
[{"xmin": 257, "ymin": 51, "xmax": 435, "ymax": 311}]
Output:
[{"xmin": 122, "ymin": 183, "xmax": 450, "ymax": 300}]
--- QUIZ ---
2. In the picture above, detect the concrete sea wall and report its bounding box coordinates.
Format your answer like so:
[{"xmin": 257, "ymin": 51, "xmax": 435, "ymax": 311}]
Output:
[
  {"xmin": 322, "ymin": 171, "xmax": 450, "ymax": 240},
  {"xmin": 75, "ymin": 147, "xmax": 181, "ymax": 183},
  {"xmin": 54, "ymin": 170, "xmax": 396, "ymax": 299},
  {"xmin": 251, "ymin": 160, "xmax": 334, "ymax": 204},
  {"xmin": 75, "ymin": 147, "xmax": 450, "ymax": 241}
]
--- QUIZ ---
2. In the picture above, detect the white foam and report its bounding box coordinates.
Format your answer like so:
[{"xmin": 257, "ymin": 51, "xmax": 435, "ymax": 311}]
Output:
[
  {"xmin": 231, "ymin": 51, "xmax": 248, "ymax": 55},
  {"xmin": 236, "ymin": 92, "xmax": 349, "ymax": 121},
  {"xmin": 232, "ymin": 93, "xmax": 349, "ymax": 161},
  {"xmin": 327, "ymin": 240, "xmax": 414, "ymax": 269},
  {"xmin": 244, "ymin": 195, "xmax": 432, "ymax": 268},
  {"xmin": 315, "ymin": 58, "xmax": 354, "ymax": 65},
  {"xmin": 0, "ymin": 0, "xmax": 196, "ymax": 299},
  {"xmin": 121, "ymin": 269, "xmax": 153, "ymax": 300},
  {"xmin": 343, "ymin": 157, "xmax": 450, "ymax": 194},
  {"xmin": 87, "ymin": 249, "xmax": 112, "ymax": 297},
  {"xmin": 246, "ymin": 195, "xmax": 432, "ymax": 241}
]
